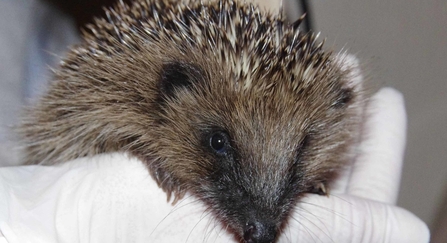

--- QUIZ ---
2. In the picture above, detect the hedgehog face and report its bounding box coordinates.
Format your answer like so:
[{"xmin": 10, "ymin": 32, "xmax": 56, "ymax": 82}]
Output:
[{"xmin": 149, "ymin": 54, "xmax": 361, "ymax": 242}]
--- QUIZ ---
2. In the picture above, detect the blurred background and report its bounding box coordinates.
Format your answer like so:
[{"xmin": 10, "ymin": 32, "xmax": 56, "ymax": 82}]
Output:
[{"xmin": 0, "ymin": 0, "xmax": 445, "ymax": 241}]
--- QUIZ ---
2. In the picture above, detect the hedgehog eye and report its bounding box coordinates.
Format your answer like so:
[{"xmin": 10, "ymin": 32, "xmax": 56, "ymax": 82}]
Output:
[{"xmin": 210, "ymin": 131, "xmax": 230, "ymax": 154}]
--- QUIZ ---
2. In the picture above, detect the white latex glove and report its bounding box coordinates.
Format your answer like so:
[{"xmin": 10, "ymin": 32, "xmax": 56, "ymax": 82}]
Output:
[{"xmin": 0, "ymin": 88, "xmax": 429, "ymax": 243}]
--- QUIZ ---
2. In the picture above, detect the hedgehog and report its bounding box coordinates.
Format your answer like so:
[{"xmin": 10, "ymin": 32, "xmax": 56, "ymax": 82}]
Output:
[{"xmin": 19, "ymin": 0, "xmax": 365, "ymax": 242}]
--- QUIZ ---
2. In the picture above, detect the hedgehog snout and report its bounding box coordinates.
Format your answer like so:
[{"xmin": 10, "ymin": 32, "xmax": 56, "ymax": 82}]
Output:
[{"xmin": 243, "ymin": 220, "xmax": 277, "ymax": 243}]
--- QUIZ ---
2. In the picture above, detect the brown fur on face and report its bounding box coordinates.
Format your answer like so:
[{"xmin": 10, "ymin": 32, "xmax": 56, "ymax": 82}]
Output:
[{"xmin": 19, "ymin": 0, "xmax": 365, "ymax": 242}]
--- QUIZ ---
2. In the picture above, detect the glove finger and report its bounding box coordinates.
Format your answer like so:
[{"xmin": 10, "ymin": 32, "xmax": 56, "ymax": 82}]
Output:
[
  {"xmin": 346, "ymin": 88, "xmax": 407, "ymax": 204},
  {"xmin": 281, "ymin": 194, "xmax": 430, "ymax": 243}
]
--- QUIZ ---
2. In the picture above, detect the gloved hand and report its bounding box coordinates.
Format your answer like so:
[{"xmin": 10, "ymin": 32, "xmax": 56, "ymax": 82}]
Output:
[{"xmin": 0, "ymin": 87, "xmax": 429, "ymax": 243}]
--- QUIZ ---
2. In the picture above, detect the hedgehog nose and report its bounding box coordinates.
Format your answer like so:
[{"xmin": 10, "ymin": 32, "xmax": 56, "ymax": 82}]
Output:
[{"xmin": 243, "ymin": 221, "xmax": 277, "ymax": 243}]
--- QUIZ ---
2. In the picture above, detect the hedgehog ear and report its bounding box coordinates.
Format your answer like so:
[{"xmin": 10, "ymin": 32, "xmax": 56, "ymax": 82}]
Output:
[
  {"xmin": 331, "ymin": 54, "xmax": 364, "ymax": 108},
  {"xmin": 337, "ymin": 54, "xmax": 363, "ymax": 91},
  {"xmin": 159, "ymin": 62, "xmax": 203, "ymax": 98}
]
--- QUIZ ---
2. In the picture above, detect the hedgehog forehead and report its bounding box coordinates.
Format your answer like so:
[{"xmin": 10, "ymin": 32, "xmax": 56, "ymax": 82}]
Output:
[{"xmin": 192, "ymin": 79, "xmax": 311, "ymax": 141}]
